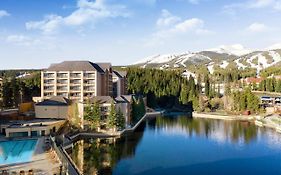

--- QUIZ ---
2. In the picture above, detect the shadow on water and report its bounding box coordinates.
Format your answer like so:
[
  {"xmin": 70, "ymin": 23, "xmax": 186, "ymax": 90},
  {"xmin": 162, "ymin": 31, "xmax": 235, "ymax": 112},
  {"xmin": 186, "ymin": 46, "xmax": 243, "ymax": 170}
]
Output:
[{"xmin": 68, "ymin": 114, "xmax": 279, "ymax": 175}]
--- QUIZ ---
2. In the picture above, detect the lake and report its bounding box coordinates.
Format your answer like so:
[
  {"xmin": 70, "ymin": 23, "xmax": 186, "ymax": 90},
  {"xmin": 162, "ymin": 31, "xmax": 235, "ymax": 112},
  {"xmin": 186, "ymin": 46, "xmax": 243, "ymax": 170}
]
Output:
[{"xmin": 68, "ymin": 115, "xmax": 281, "ymax": 175}]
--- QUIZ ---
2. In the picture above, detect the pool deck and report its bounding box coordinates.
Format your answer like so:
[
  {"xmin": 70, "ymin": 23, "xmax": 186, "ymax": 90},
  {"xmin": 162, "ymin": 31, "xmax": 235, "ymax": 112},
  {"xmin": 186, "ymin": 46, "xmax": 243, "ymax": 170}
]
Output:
[{"xmin": 0, "ymin": 137, "xmax": 61, "ymax": 174}]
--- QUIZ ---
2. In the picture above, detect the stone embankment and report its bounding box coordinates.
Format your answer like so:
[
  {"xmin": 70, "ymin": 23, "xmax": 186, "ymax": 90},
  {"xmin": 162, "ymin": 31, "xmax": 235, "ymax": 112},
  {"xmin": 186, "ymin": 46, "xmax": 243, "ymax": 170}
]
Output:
[{"xmin": 192, "ymin": 112, "xmax": 258, "ymax": 121}]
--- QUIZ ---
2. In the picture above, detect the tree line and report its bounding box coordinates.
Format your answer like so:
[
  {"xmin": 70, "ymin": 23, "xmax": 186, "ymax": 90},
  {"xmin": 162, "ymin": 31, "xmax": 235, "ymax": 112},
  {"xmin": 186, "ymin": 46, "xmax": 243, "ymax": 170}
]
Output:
[
  {"xmin": 1, "ymin": 71, "xmax": 40, "ymax": 109},
  {"xmin": 127, "ymin": 68, "xmax": 200, "ymax": 110}
]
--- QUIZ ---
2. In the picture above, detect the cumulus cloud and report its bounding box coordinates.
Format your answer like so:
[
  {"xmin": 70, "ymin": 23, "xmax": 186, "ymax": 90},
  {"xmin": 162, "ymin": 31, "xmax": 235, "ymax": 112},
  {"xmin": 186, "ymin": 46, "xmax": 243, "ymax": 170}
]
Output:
[
  {"xmin": 25, "ymin": 0, "xmax": 130, "ymax": 34},
  {"xmin": 246, "ymin": 23, "xmax": 270, "ymax": 32},
  {"xmin": 156, "ymin": 9, "xmax": 181, "ymax": 27},
  {"xmin": 0, "ymin": 10, "xmax": 10, "ymax": 18},
  {"xmin": 146, "ymin": 11, "xmax": 212, "ymax": 46}
]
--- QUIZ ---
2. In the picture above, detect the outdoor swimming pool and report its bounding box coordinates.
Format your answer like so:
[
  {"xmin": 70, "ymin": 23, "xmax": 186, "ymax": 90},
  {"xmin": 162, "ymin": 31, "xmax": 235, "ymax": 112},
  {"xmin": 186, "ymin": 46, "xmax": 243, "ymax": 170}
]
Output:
[{"xmin": 0, "ymin": 139, "xmax": 38, "ymax": 165}]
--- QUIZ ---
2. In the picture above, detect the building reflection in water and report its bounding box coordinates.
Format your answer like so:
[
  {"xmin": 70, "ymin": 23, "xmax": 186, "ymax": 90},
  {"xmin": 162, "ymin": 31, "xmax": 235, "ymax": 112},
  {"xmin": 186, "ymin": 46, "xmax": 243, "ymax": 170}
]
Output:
[
  {"xmin": 68, "ymin": 122, "xmax": 145, "ymax": 175},
  {"xmin": 68, "ymin": 115, "xmax": 281, "ymax": 174}
]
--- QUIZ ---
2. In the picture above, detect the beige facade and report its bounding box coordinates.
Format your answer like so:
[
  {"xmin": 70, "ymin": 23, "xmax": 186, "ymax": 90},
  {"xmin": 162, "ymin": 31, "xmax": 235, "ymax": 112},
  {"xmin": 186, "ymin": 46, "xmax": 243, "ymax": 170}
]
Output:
[
  {"xmin": 35, "ymin": 105, "xmax": 69, "ymax": 119},
  {"xmin": 0, "ymin": 120, "xmax": 65, "ymax": 137},
  {"xmin": 41, "ymin": 61, "xmax": 113, "ymax": 102}
]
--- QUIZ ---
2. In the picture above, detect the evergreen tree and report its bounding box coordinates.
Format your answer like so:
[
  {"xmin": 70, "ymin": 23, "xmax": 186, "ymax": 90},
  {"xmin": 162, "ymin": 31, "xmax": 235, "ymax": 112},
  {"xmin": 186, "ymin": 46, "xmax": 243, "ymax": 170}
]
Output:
[
  {"xmin": 204, "ymin": 75, "xmax": 210, "ymax": 98},
  {"xmin": 180, "ymin": 83, "xmax": 188, "ymax": 105},
  {"xmin": 84, "ymin": 100, "xmax": 101, "ymax": 130},
  {"xmin": 108, "ymin": 102, "xmax": 117, "ymax": 129},
  {"xmin": 116, "ymin": 108, "xmax": 125, "ymax": 130},
  {"xmin": 276, "ymin": 80, "xmax": 281, "ymax": 92}
]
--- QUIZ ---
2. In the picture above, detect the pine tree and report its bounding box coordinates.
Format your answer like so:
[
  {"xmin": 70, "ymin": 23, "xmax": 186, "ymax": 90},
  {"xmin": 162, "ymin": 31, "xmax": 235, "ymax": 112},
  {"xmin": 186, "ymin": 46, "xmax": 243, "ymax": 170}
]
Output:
[
  {"xmin": 204, "ymin": 75, "xmax": 210, "ymax": 98},
  {"xmin": 92, "ymin": 101, "xmax": 101, "ymax": 130},
  {"xmin": 276, "ymin": 80, "xmax": 281, "ymax": 92},
  {"xmin": 84, "ymin": 100, "xmax": 101, "ymax": 130},
  {"xmin": 108, "ymin": 102, "xmax": 117, "ymax": 129},
  {"xmin": 180, "ymin": 83, "xmax": 188, "ymax": 105},
  {"xmin": 116, "ymin": 108, "xmax": 125, "ymax": 130}
]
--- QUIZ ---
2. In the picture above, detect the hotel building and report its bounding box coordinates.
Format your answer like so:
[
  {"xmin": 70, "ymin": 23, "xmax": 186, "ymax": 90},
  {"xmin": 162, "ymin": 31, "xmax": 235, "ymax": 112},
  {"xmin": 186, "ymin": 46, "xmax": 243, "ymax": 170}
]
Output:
[{"xmin": 41, "ymin": 61, "xmax": 113, "ymax": 102}]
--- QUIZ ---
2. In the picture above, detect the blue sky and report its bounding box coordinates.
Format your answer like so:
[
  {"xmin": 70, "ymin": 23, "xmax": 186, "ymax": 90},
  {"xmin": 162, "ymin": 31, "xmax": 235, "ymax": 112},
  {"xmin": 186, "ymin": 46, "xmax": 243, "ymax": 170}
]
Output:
[{"xmin": 0, "ymin": 0, "xmax": 281, "ymax": 69}]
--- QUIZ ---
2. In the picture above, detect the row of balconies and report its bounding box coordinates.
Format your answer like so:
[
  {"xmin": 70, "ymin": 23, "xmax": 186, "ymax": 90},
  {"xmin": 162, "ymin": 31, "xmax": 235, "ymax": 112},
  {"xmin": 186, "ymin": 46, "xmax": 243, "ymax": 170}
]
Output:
[
  {"xmin": 44, "ymin": 79, "xmax": 96, "ymax": 85},
  {"xmin": 56, "ymin": 92, "xmax": 95, "ymax": 98},
  {"xmin": 44, "ymin": 73, "xmax": 96, "ymax": 79},
  {"xmin": 44, "ymin": 85, "xmax": 95, "ymax": 92}
]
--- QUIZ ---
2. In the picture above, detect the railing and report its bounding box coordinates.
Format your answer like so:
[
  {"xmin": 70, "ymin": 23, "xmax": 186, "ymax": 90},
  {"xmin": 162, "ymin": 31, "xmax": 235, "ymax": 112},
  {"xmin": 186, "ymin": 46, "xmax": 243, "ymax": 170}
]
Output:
[{"xmin": 50, "ymin": 136, "xmax": 81, "ymax": 175}]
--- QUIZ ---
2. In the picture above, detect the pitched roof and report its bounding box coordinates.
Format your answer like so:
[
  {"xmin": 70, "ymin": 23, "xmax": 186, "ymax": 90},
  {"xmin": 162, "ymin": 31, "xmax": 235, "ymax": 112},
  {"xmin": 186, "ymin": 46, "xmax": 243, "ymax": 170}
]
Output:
[
  {"xmin": 89, "ymin": 96, "xmax": 115, "ymax": 104},
  {"xmin": 46, "ymin": 61, "xmax": 105, "ymax": 73},
  {"xmin": 96, "ymin": 63, "xmax": 112, "ymax": 72},
  {"xmin": 36, "ymin": 96, "xmax": 70, "ymax": 106},
  {"xmin": 113, "ymin": 70, "xmax": 127, "ymax": 78}
]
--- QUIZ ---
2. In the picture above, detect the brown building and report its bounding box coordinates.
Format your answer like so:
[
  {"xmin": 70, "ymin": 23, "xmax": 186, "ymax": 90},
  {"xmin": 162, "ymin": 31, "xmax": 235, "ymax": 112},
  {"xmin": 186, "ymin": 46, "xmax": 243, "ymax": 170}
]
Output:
[
  {"xmin": 112, "ymin": 70, "xmax": 127, "ymax": 97},
  {"xmin": 41, "ymin": 61, "xmax": 113, "ymax": 102}
]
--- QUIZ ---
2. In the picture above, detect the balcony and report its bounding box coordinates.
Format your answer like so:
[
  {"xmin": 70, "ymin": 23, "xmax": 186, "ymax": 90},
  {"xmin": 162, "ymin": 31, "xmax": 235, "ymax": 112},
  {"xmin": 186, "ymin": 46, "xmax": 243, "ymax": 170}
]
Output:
[
  {"xmin": 84, "ymin": 86, "xmax": 95, "ymax": 91},
  {"xmin": 84, "ymin": 80, "xmax": 95, "ymax": 84},
  {"xmin": 57, "ymin": 87, "xmax": 68, "ymax": 92},
  {"xmin": 57, "ymin": 80, "xmax": 68, "ymax": 85},
  {"xmin": 70, "ymin": 73, "xmax": 81, "ymax": 78},
  {"xmin": 83, "ymin": 73, "xmax": 95, "ymax": 79},
  {"xmin": 70, "ymin": 80, "xmax": 81, "ymax": 84},
  {"xmin": 57, "ymin": 93, "xmax": 68, "ymax": 97},
  {"xmin": 70, "ymin": 93, "xmax": 81, "ymax": 98},
  {"xmin": 70, "ymin": 88, "xmax": 81, "ymax": 92},
  {"xmin": 44, "ymin": 80, "xmax": 55, "ymax": 84},
  {"xmin": 44, "ymin": 73, "xmax": 55, "ymax": 79},
  {"xmin": 44, "ymin": 92, "xmax": 54, "ymax": 97}
]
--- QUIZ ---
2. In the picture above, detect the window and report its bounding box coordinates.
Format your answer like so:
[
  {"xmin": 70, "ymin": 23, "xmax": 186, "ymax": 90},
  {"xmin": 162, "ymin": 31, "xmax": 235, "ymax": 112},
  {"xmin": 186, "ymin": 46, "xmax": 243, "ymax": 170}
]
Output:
[{"xmin": 31, "ymin": 131, "xmax": 38, "ymax": 137}]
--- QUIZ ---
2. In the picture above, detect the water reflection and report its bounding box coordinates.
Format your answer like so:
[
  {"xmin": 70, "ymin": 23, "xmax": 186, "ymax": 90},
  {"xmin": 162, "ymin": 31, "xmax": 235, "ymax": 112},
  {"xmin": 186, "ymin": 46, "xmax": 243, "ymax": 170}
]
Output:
[
  {"xmin": 68, "ymin": 131, "xmax": 144, "ymax": 174},
  {"xmin": 155, "ymin": 116, "xmax": 258, "ymax": 145},
  {"xmin": 68, "ymin": 115, "xmax": 281, "ymax": 175}
]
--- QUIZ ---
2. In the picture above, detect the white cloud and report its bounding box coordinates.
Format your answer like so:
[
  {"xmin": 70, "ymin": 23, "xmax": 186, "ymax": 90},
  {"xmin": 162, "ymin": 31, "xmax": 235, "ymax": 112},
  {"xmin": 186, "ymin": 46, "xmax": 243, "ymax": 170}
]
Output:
[
  {"xmin": 6, "ymin": 35, "xmax": 40, "ymax": 46},
  {"xmin": 246, "ymin": 23, "xmax": 270, "ymax": 32},
  {"xmin": 25, "ymin": 0, "xmax": 130, "ymax": 34},
  {"xmin": 0, "ymin": 10, "xmax": 10, "ymax": 18},
  {"xmin": 26, "ymin": 15, "xmax": 63, "ymax": 34},
  {"xmin": 146, "ymin": 11, "xmax": 212, "ymax": 47},
  {"xmin": 156, "ymin": 18, "xmax": 212, "ymax": 38},
  {"xmin": 156, "ymin": 9, "xmax": 181, "ymax": 27},
  {"xmin": 223, "ymin": 0, "xmax": 281, "ymax": 14}
]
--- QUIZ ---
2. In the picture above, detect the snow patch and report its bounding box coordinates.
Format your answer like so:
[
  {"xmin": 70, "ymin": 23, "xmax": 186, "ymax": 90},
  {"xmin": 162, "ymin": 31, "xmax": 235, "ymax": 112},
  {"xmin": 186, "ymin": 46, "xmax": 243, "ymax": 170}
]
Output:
[
  {"xmin": 207, "ymin": 62, "xmax": 215, "ymax": 74},
  {"xmin": 207, "ymin": 44, "xmax": 252, "ymax": 56},
  {"xmin": 220, "ymin": 61, "xmax": 229, "ymax": 68}
]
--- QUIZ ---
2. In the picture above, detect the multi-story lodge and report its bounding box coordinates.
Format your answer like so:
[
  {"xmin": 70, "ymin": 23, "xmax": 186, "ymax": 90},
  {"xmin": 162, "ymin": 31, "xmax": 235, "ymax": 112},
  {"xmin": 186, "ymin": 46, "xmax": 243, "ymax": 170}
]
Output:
[
  {"xmin": 112, "ymin": 70, "xmax": 127, "ymax": 97},
  {"xmin": 41, "ymin": 61, "xmax": 113, "ymax": 102}
]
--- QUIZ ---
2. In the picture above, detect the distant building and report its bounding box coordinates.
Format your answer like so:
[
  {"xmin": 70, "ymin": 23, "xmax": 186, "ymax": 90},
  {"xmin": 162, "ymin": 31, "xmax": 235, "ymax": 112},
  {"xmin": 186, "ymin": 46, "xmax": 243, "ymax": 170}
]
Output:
[
  {"xmin": 82, "ymin": 95, "xmax": 133, "ymax": 130},
  {"xmin": 41, "ymin": 61, "xmax": 113, "ymax": 102},
  {"xmin": 260, "ymin": 96, "xmax": 281, "ymax": 106},
  {"xmin": 243, "ymin": 77, "xmax": 264, "ymax": 85},
  {"xmin": 112, "ymin": 70, "xmax": 127, "ymax": 97}
]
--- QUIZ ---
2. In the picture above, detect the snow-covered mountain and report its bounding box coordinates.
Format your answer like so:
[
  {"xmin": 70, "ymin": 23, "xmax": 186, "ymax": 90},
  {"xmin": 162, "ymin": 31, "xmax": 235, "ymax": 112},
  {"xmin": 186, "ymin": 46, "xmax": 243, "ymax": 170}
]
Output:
[
  {"xmin": 133, "ymin": 44, "xmax": 281, "ymax": 74},
  {"xmin": 206, "ymin": 44, "xmax": 252, "ymax": 56}
]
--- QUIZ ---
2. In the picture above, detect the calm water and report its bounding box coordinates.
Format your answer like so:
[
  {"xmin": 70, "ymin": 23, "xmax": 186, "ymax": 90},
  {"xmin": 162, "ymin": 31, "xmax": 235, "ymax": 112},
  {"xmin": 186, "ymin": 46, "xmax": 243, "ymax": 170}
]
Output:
[{"xmin": 68, "ymin": 115, "xmax": 281, "ymax": 175}]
